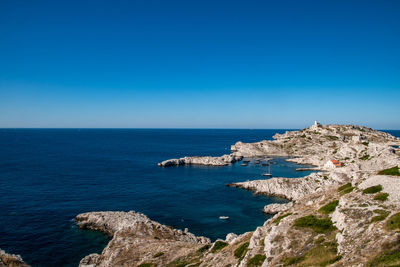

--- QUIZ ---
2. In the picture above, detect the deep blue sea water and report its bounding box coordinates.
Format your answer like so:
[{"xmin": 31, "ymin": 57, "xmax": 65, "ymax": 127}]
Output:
[{"xmin": 0, "ymin": 129, "xmax": 398, "ymax": 266}]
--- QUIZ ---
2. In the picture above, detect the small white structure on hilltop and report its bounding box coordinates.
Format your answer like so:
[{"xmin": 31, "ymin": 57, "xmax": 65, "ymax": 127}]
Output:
[{"xmin": 311, "ymin": 120, "xmax": 321, "ymax": 130}]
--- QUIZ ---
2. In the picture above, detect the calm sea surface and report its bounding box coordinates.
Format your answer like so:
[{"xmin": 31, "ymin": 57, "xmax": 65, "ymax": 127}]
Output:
[{"xmin": 0, "ymin": 129, "xmax": 398, "ymax": 266}]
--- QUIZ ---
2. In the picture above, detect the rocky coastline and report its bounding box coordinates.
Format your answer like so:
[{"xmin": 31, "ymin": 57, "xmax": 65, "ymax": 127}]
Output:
[
  {"xmin": 75, "ymin": 123, "xmax": 400, "ymax": 267},
  {"xmin": 0, "ymin": 249, "xmax": 29, "ymax": 267}
]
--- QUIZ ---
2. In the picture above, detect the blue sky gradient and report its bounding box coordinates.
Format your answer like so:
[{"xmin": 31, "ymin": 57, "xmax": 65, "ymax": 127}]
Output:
[{"xmin": 1, "ymin": 0, "xmax": 399, "ymax": 129}]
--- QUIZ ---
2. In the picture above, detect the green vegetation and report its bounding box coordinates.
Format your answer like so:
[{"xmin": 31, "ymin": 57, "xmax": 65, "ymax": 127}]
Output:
[
  {"xmin": 260, "ymin": 239, "xmax": 265, "ymax": 246},
  {"xmin": 371, "ymin": 210, "xmax": 390, "ymax": 223},
  {"xmin": 294, "ymin": 215, "xmax": 335, "ymax": 233},
  {"xmin": 362, "ymin": 142, "xmax": 369, "ymax": 146},
  {"xmin": 363, "ymin": 185, "xmax": 383, "ymax": 194},
  {"xmin": 368, "ymin": 241, "xmax": 400, "ymax": 267},
  {"xmin": 211, "ymin": 241, "xmax": 228, "ymax": 253},
  {"xmin": 153, "ymin": 252, "xmax": 164, "ymax": 258},
  {"xmin": 274, "ymin": 213, "xmax": 292, "ymax": 225},
  {"xmin": 326, "ymin": 135, "xmax": 339, "ymax": 141},
  {"xmin": 386, "ymin": 213, "xmax": 400, "ymax": 231},
  {"xmin": 234, "ymin": 242, "xmax": 249, "ymax": 259},
  {"xmin": 360, "ymin": 155, "xmax": 370, "ymax": 160},
  {"xmin": 300, "ymin": 134, "xmax": 306, "ymax": 138},
  {"xmin": 338, "ymin": 183, "xmax": 352, "ymax": 191},
  {"xmin": 378, "ymin": 166, "xmax": 400, "ymax": 176},
  {"xmin": 323, "ymin": 176, "xmax": 328, "ymax": 180},
  {"xmin": 197, "ymin": 244, "xmax": 210, "ymax": 253},
  {"xmin": 247, "ymin": 254, "xmax": 266, "ymax": 267},
  {"xmin": 283, "ymin": 241, "xmax": 341, "ymax": 266},
  {"xmin": 374, "ymin": 193, "xmax": 389, "ymax": 201},
  {"xmin": 138, "ymin": 263, "xmax": 155, "ymax": 267},
  {"xmin": 319, "ymin": 200, "xmax": 339, "ymax": 214},
  {"xmin": 338, "ymin": 183, "xmax": 354, "ymax": 196}
]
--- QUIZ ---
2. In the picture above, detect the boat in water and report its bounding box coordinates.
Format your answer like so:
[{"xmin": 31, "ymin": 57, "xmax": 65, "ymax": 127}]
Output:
[{"xmin": 219, "ymin": 216, "xmax": 229, "ymax": 220}]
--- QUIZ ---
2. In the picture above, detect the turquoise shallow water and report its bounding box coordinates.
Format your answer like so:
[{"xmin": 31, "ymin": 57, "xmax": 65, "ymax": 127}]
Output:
[{"xmin": 2, "ymin": 129, "xmax": 397, "ymax": 266}]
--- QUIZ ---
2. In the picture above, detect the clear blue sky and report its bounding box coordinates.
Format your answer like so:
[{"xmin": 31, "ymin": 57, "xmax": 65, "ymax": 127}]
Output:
[{"xmin": 1, "ymin": 0, "xmax": 399, "ymax": 129}]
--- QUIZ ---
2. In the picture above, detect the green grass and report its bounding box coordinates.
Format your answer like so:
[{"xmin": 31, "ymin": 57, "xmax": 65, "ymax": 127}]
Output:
[
  {"xmin": 338, "ymin": 183, "xmax": 352, "ymax": 191},
  {"xmin": 197, "ymin": 244, "xmax": 211, "ymax": 253},
  {"xmin": 374, "ymin": 193, "xmax": 389, "ymax": 201},
  {"xmin": 294, "ymin": 215, "xmax": 335, "ymax": 233},
  {"xmin": 360, "ymin": 155, "xmax": 370, "ymax": 160},
  {"xmin": 247, "ymin": 254, "xmax": 266, "ymax": 267},
  {"xmin": 378, "ymin": 166, "xmax": 400, "ymax": 176},
  {"xmin": 371, "ymin": 209, "xmax": 391, "ymax": 222},
  {"xmin": 282, "ymin": 242, "xmax": 341, "ymax": 266},
  {"xmin": 319, "ymin": 200, "xmax": 339, "ymax": 214},
  {"xmin": 234, "ymin": 242, "xmax": 249, "ymax": 259},
  {"xmin": 363, "ymin": 185, "xmax": 383, "ymax": 194},
  {"xmin": 386, "ymin": 213, "xmax": 400, "ymax": 231},
  {"xmin": 153, "ymin": 252, "xmax": 164, "ymax": 258},
  {"xmin": 326, "ymin": 135, "xmax": 339, "ymax": 141},
  {"xmin": 211, "ymin": 241, "xmax": 228, "ymax": 253},
  {"xmin": 369, "ymin": 241, "xmax": 400, "ymax": 267},
  {"xmin": 274, "ymin": 213, "xmax": 292, "ymax": 225}
]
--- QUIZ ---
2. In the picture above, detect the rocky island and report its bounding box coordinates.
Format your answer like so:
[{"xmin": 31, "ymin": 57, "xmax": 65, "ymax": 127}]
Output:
[{"xmin": 74, "ymin": 123, "xmax": 400, "ymax": 267}]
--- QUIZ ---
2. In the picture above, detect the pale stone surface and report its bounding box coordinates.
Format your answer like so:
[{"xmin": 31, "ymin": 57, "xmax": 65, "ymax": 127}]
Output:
[
  {"xmin": 158, "ymin": 154, "xmax": 243, "ymax": 167},
  {"xmin": 262, "ymin": 202, "xmax": 293, "ymax": 214},
  {"xmin": 0, "ymin": 249, "xmax": 29, "ymax": 267}
]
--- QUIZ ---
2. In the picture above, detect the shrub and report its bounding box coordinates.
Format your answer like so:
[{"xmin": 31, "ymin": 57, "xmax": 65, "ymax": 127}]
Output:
[
  {"xmin": 386, "ymin": 213, "xmax": 400, "ymax": 231},
  {"xmin": 368, "ymin": 241, "xmax": 400, "ymax": 267},
  {"xmin": 247, "ymin": 254, "xmax": 266, "ymax": 267},
  {"xmin": 197, "ymin": 244, "xmax": 211, "ymax": 253},
  {"xmin": 138, "ymin": 263, "xmax": 154, "ymax": 267},
  {"xmin": 362, "ymin": 142, "xmax": 369, "ymax": 146},
  {"xmin": 282, "ymin": 242, "xmax": 341, "ymax": 266},
  {"xmin": 153, "ymin": 252, "xmax": 164, "ymax": 258},
  {"xmin": 319, "ymin": 200, "xmax": 339, "ymax": 214},
  {"xmin": 294, "ymin": 215, "xmax": 335, "ymax": 233},
  {"xmin": 372, "ymin": 210, "xmax": 390, "ymax": 222},
  {"xmin": 274, "ymin": 213, "xmax": 292, "ymax": 225},
  {"xmin": 323, "ymin": 176, "xmax": 328, "ymax": 180},
  {"xmin": 338, "ymin": 183, "xmax": 352, "ymax": 192},
  {"xmin": 363, "ymin": 185, "xmax": 383, "ymax": 194},
  {"xmin": 211, "ymin": 241, "xmax": 228, "ymax": 253},
  {"xmin": 340, "ymin": 187, "xmax": 354, "ymax": 196},
  {"xmin": 234, "ymin": 242, "xmax": 249, "ymax": 259},
  {"xmin": 326, "ymin": 135, "xmax": 339, "ymax": 141},
  {"xmin": 378, "ymin": 166, "xmax": 400, "ymax": 176},
  {"xmin": 374, "ymin": 193, "xmax": 389, "ymax": 201},
  {"xmin": 360, "ymin": 155, "xmax": 370, "ymax": 160}
]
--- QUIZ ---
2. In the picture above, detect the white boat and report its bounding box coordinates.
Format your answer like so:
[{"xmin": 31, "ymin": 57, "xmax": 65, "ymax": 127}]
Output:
[
  {"xmin": 262, "ymin": 164, "xmax": 272, "ymax": 177},
  {"xmin": 219, "ymin": 216, "xmax": 229, "ymax": 220}
]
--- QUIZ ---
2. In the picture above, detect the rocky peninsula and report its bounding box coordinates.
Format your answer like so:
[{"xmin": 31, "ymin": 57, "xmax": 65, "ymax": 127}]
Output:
[
  {"xmin": 0, "ymin": 249, "xmax": 29, "ymax": 267},
  {"xmin": 76, "ymin": 123, "xmax": 400, "ymax": 267}
]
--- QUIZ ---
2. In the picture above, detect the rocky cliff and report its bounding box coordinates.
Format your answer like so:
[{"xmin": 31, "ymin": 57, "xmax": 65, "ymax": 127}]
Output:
[
  {"xmin": 77, "ymin": 123, "xmax": 400, "ymax": 267},
  {"xmin": 0, "ymin": 250, "xmax": 29, "ymax": 267}
]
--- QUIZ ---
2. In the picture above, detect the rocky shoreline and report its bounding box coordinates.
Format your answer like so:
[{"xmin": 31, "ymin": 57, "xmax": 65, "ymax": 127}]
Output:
[
  {"xmin": 157, "ymin": 154, "xmax": 243, "ymax": 167},
  {"xmin": 0, "ymin": 249, "xmax": 29, "ymax": 267},
  {"xmin": 67, "ymin": 123, "xmax": 400, "ymax": 266}
]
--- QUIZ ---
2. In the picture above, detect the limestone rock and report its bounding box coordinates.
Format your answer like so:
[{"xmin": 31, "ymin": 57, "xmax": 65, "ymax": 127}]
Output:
[
  {"xmin": 0, "ymin": 249, "xmax": 29, "ymax": 267},
  {"xmin": 158, "ymin": 154, "xmax": 243, "ymax": 167}
]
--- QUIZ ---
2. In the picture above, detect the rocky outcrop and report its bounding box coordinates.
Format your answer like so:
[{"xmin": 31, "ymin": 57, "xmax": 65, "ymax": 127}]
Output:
[
  {"xmin": 230, "ymin": 172, "xmax": 350, "ymax": 200},
  {"xmin": 0, "ymin": 249, "xmax": 29, "ymax": 267},
  {"xmin": 263, "ymin": 202, "xmax": 293, "ymax": 214},
  {"xmin": 158, "ymin": 154, "xmax": 243, "ymax": 167},
  {"xmin": 75, "ymin": 211, "xmax": 209, "ymax": 267}
]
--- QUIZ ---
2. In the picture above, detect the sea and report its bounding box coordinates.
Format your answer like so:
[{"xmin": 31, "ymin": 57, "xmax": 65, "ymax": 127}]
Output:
[{"xmin": 0, "ymin": 129, "xmax": 399, "ymax": 266}]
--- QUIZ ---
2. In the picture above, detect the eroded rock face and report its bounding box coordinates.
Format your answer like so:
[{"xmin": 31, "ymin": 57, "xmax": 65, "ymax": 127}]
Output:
[
  {"xmin": 75, "ymin": 211, "xmax": 209, "ymax": 267},
  {"xmin": 0, "ymin": 249, "xmax": 29, "ymax": 267},
  {"xmin": 263, "ymin": 202, "xmax": 293, "ymax": 214},
  {"xmin": 158, "ymin": 154, "xmax": 243, "ymax": 167}
]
